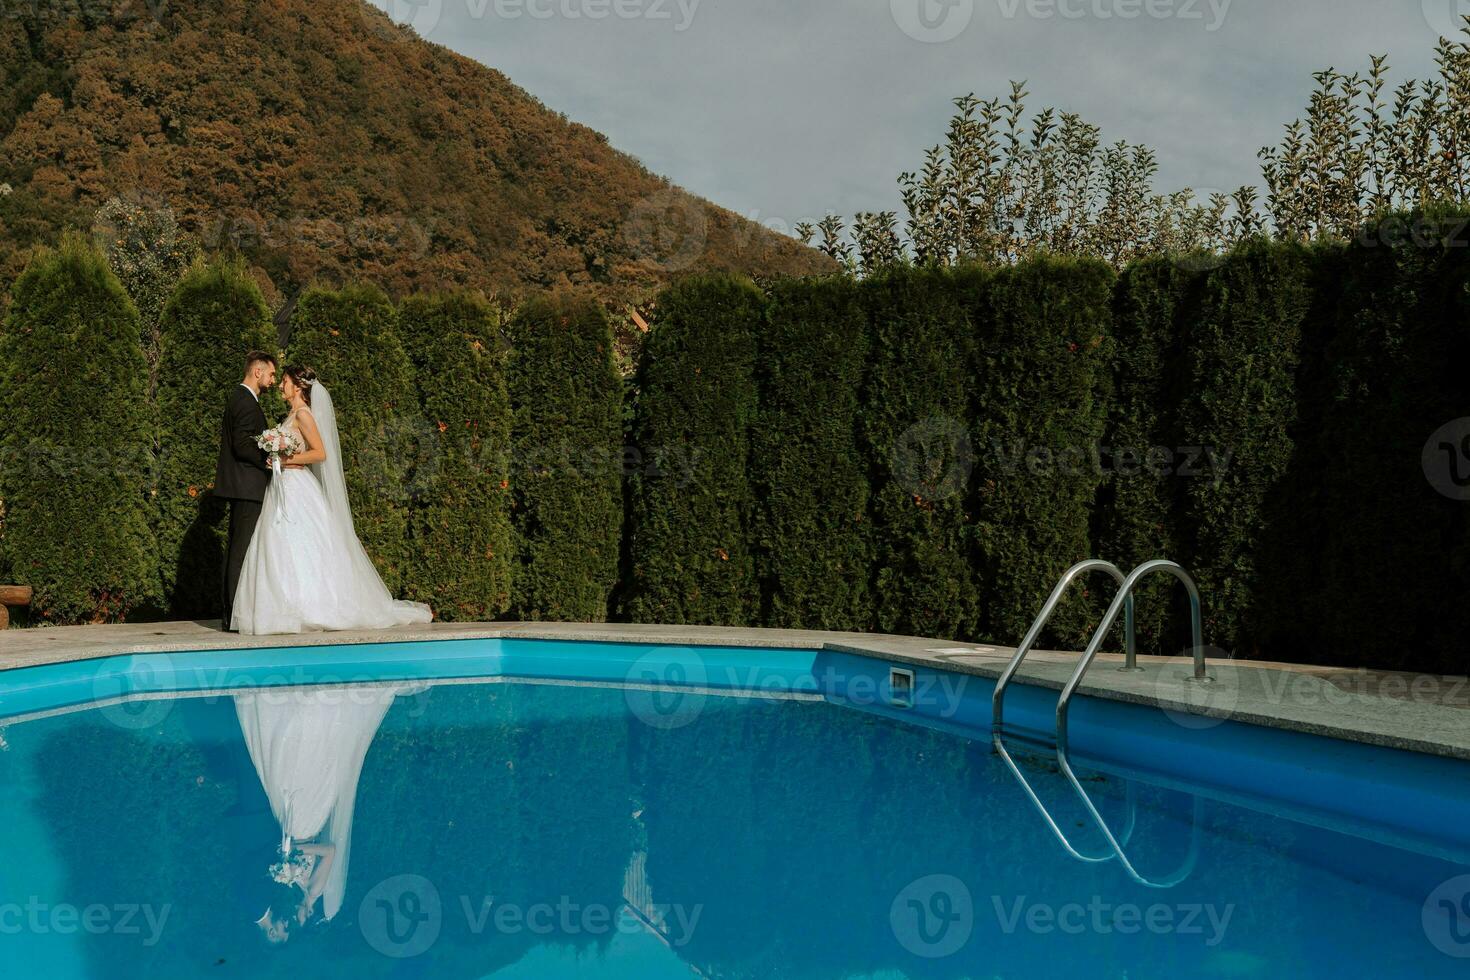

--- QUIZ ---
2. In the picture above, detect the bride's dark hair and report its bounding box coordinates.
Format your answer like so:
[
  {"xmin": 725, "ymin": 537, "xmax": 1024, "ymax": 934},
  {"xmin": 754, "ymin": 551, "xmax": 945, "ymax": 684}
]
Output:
[
  {"xmin": 283, "ymin": 365, "xmax": 318, "ymax": 407},
  {"xmin": 256, "ymin": 881, "xmax": 303, "ymax": 945}
]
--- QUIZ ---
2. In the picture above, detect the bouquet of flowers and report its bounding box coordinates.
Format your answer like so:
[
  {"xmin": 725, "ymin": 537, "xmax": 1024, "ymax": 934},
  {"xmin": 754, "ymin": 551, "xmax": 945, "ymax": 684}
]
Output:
[
  {"xmin": 256, "ymin": 426, "xmax": 305, "ymax": 470},
  {"xmin": 269, "ymin": 839, "xmax": 315, "ymax": 888}
]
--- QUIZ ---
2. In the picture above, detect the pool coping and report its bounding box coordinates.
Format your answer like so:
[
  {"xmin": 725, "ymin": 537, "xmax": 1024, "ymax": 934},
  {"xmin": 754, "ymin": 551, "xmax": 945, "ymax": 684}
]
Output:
[{"xmin": 1, "ymin": 619, "xmax": 1467, "ymax": 761}]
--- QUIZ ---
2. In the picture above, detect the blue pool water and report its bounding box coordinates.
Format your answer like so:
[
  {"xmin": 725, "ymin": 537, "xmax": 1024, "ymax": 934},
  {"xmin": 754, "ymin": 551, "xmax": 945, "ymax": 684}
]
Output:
[{"xmin": 0, "ymin": 639, "xmax": 1467, "ymax": 978}]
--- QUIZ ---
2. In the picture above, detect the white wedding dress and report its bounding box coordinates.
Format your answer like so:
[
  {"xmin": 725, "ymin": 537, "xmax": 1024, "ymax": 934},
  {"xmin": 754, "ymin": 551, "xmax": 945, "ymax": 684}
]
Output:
[
  {"xmin": 235, "ymin": 683, "xmax": 422, "ymax": 921},
  {"xmin": 230, "ymin": 383, "xmax": 432, "ymax": 635}
]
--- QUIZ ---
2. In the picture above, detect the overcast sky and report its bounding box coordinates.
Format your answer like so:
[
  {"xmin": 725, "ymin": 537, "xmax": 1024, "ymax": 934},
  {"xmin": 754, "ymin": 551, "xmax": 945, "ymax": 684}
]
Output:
[{"xmin": 373, "ymin": 0, "xmax": 1459, "ymax": 235}]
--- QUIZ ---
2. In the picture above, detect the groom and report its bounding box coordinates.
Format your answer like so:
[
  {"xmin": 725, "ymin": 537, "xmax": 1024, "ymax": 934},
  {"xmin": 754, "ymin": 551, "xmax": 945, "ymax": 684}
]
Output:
[{"xmin": 216, "ymin": 351, "xmax": 278, "ymax": 631}]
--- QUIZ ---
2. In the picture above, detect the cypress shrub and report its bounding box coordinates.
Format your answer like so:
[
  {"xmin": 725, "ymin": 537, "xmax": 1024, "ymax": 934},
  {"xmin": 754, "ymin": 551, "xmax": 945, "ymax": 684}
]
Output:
[
  {"xmin": 287, "ymin": 283, "xmax": 420, "ymax": 591},
  {"xmin": 1094, "ymin": 256, "xmax": 1202, "ymax": 653},
  {"xmin": 507, "ymin": 293, "xmax": 623, "ymax": 622},
  {"xmin": 968, "ymin": 256, "xmax": 1115, "ymax": 648},
  {"xmin": 154, "ymin": 259, "xmax": 276, "ymax": 618},
  {"xmin": 0, "ymin": 234, "xmax": 157, "ymax": 621},
  {"xmin": 860, "ymin": 265, "xmax": 977, "ymax": 639},
  {"xmin": 1178, "ymin": 239, "xmax": 1312, "ymax": 655},
  {"xmin": 1288, "ymin": 211, "xmax": 1470, "ymax": 673},
  {"xmin": 752, "ymin": 276, "xmax": 871, "ymax": 630},
  {"xmin": 1246, "ymin": 242, "xmax": 1345, "ymax": 659},
  {"xmin": 624, "ymin": 274, "xmax": 762, "ymax": 626},
  {"xmin": 398, "ymin": 292, "xmax": 514, "ymax": 621}
]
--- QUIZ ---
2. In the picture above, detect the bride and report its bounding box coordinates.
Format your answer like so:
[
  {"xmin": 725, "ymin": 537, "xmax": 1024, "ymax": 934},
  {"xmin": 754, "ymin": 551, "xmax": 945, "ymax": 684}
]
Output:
[
  {"xmin": 236, "ymin": 682, "xmax": 424, "ymax": 942},
  {"xmin": 230, "ymin": 366, "xmax": 432, "ymax": 634}
]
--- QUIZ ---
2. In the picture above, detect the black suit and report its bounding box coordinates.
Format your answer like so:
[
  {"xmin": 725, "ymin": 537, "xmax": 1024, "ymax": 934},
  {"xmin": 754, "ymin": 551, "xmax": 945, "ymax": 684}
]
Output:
[{"xmin": 216, "ymin": 385, "xmax": 270, "ymax": 630}]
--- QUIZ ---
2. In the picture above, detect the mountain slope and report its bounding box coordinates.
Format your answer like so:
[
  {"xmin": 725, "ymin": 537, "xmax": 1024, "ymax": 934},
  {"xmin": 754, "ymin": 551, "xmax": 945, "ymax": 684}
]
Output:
[{"xmin": 0, "ymin": 0, "xmax": 830, "ymax": 308}]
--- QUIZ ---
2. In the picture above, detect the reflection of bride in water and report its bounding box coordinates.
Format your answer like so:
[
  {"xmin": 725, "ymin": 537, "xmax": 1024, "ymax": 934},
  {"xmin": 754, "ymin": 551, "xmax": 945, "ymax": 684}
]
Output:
[{"xmin": 234, "ymin": 683, "xmax": 420, "ymax": 942}]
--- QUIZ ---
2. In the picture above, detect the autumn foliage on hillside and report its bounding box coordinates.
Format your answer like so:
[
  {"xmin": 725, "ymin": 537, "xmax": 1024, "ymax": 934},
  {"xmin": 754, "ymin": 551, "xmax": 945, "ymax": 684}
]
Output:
[{"xmin": 0, "ymin": 0, "xmax": 829, "ymax": 309}]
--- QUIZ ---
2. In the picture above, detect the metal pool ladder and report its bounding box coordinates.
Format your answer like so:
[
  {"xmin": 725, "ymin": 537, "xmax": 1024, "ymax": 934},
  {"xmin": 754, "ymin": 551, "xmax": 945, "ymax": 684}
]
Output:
[
  {"xmin": 989, "ymin": 557, "xmax": 1211, "ymax": 888},
  {"xmin": 992, "ymin": 558, "xmax": 1212, "ymax": 749}
]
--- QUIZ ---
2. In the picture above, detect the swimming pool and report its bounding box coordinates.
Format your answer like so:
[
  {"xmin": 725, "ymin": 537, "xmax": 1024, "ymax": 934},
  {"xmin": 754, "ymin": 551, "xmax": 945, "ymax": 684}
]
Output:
[{"xmin": 0, "ymin": 637, "xmax": 1466, "ymax": 977}]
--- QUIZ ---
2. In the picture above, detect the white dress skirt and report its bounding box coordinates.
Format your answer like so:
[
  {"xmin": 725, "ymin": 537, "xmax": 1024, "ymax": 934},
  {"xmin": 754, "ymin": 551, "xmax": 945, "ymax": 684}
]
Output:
[
  {"xmin": 234, "ymin": 684, "xmax": 421, "ymax": 920},
  {"xmin": 231, "ymin": 446, "xmax": 432, "ymax": 635}
]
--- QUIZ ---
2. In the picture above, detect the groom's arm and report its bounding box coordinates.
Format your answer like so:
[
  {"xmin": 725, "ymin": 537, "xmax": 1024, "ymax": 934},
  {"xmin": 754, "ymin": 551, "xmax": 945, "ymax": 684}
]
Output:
[{"xmin": 229, "ymin": 396, "xmax": 270, "ymax": 472}]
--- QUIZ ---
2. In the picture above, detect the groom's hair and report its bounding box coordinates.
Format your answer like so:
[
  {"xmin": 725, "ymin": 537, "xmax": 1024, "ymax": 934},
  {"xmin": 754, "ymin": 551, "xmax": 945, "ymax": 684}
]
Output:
[{"xmin": 244, "ymin": 351, "xmax": 278, "ymax": 374}]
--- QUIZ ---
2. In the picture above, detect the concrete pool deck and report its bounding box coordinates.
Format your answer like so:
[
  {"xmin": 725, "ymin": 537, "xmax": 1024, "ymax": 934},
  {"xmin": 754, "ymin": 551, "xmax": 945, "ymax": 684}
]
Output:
[{"xmin": 1, "ymin": 619, "xmax": 1467, "ymax": 761}]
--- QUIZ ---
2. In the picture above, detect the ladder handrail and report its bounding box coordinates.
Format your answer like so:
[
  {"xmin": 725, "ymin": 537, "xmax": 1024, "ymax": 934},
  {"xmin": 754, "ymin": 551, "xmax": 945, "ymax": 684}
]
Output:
[
  {"xmin": 992, "ymin": 732, "xmax": 1138, "ymax": 863},
  {"xmin": 1055, "ymin": 559, "xmax": 1208, "ymax": 749},
  {"xmin": 994, "ymin": 730, "xmax": 1199, "ymax": 888},
  {"xmin": 1055, "ymin": 743, "xmax": 1202, "ymax": 889},
  {"xmin": 988, "ymin": 557, "xmax": 1208, "ymax": 888},
  {"xmin": 992, "ymin": 559, "xmax": 1135, "ymax": 734}
]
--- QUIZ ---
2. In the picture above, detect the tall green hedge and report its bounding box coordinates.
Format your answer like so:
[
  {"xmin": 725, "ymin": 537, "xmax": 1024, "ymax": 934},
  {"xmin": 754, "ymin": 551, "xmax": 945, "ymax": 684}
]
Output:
[
  {"xmin": 507, "ymin": 293, "xmax": 624, "ymax": 622},
  {"xmin": 860, "ymin": 265, "xmax": 977, "ymax": 639},
  {"xmin": 1287, "ymin": 211, "xmax": 1470, "ymax": 674},
  {"xmin": 1243, "ymin": 243, "xmax": 1344, "ymax": 659},
  {"xmin": 154, "ymin": 259, "xmax": 276, "ymax": 617},
  {"xmin": 1094, "ymin": 256, "xmax": 1200, "ymax": 653},
  {"xmin": 1178, "ymin": 239, "xmax": 1312, "ymax": 655},
  {"xmin": 752, "ymin": 276, "xmax": 871, "ymax": 630},
  {"xmin": 287, "ymin": 283, "xmax": 419, "ymax": 592},
  {"xmin": 7, "ymin": 216, "xmax": 1470, "ymax": 679},
  {"xmin": 969, "ymin": 257, "xmax": 1115, "ymax": 648},
  {"xmin": 398, "ymin": 293, "xmax": 514, "ymax": 620},
  {"xmin": 0, "ymin": 235, "xmax": 157, "ymax": 621},
  {"xmin": 624, "ymin": 274, "xmax": 762, "ymax": 625}
]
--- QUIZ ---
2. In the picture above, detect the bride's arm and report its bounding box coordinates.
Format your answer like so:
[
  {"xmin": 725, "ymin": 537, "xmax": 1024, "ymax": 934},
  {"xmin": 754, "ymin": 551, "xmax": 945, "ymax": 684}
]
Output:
[
  {"xmin": 296, "ymin": 842, "xmax": 336, "ymax": 922},
  {"xmin": 283, "ymin": 409, "xmax": 328, "ymax": 468}
]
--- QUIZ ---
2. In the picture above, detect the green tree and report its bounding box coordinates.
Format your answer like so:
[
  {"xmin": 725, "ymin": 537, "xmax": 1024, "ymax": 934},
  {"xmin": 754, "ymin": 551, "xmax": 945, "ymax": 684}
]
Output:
[
  {"xmin": 287, "ymin": 283, "xmax": 421, "ymax": 592},
  {"xmin": 0, "ymin": 234, "xmax": 157, "ymax": 622},
  {"xmin": 1277, "ymin": 210, "xmax": 1470, "ymax": 674},
  {"xmin": 1094, "ymin": 256, "xmax": 1201, "ymax": 653},
  {"xmin": 624, "ymin": 275, "xmax": 762, "ymax": 625},
  {"xmin": 752, "ymin": 276, "xmax": 871, "ymax": 630},
  {"xmin": 155, "ymin": 259, "xmax": 276, "ymax": 617},
  {"xmin": 860, "ymin": 265, "xmax": 978, "ymax": 639},
  {"xmin": 93, "ymin": 197, "xmax": 200, "ymax": 385},
  {"xmin": 969, "ymin": 256, "xmax": 1115, "ymax": 649},
  {"xmin": 1179, "ymin": 239, "xmax": 1311, "ymax": 654},
  {"xmin": 508, "ymin": 293, "xmax": 624, "ymax": 622},
  {"xmin": 398, "ymin": 292, "xmax": 514, "ymax": 620}
]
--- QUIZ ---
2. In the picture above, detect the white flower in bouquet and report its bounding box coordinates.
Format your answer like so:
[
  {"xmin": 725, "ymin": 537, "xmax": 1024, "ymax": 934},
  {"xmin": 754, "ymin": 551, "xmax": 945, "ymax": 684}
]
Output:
[
  {"xmin": 256, "ymin": 426, "xmax": 305, "ymax": 468},
  {"xmin": 269, "ymin": 846, "xmax": 314, "ymax": 889}
]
